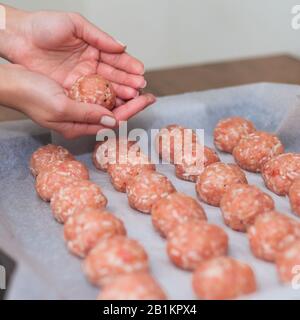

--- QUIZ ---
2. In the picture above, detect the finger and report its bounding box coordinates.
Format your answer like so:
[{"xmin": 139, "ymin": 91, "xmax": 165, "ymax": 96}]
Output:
[
  {"xmin": 54, "ymin": 122, "xmax": 106, "ymax": 139},
  {"xmin": 97, "ymin": 63, "xmax": 146, "ymax": 89},
  {"xmin": 116, "ymin": 97, "xmax": 125, "ymax": 107},
  {"xmin": 70, "ymin": 13, "xmax": 125, "ymax": 53},
  {"xmin": 111, "ymin": 82, "xmax": 139, "ymax": 100},
  {"xmin": 57, "ymin": 97, "xmax": 117, "ymax": 127},
  {"xmin": 113, "ymin": 94, "xmax": 156, "ymax": 122},
  {"xmin": 100, "ymin": 52, "xmax": 144, "ymax": 75}
]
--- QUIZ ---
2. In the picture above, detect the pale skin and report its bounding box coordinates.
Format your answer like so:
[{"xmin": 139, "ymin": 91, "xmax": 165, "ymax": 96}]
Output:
[{"xmin": 0, "ymin": 5, "xmax": 156, "ymax": 138}]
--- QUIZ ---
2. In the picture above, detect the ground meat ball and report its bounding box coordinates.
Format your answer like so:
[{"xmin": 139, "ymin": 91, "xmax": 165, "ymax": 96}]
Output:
[
  {"xmin": 289, "ymin": 179, "xmax": 300, "ymax": 217},
  {"xmin": 276, "ymin": 240, "xmax": 300, "ymax": 283},
  {"xmin": 262, "ymin": 153, "xmax": 300, "ymax": 196},
  {"xmin": 195, "ymin": 162, "xmax": 247, "ymax": 207},
  {"xmin": 35, "ymin": 160, "xmax": 89, "ymax": 201},
  {"xmin": 192, "ymin": 256, "xmax": 256, "ymax": 300},
  {"xmin": 232, "ymin": 131, "xmax": 284, "ymax": 172},
  {"xmin": 64, "ymin": 209, "xmax": 126, "ymax": 258},
  {"xmin": 107, "ymin": 152, "xmax": 156, "ymax": 192},
  {"xmin": 50, "ymin": 180, "xmax": 107, "ymax": 223},
  {"xmin": 97, "ymin": 273, "xmax": 167, "ymax": 300},
  {"xmin": 155, "ymin": 124, "xmax": 198, "ymax": 164},
  {"xmin": 151, "ymin": 192, "xmax": 207, "ymax": 238},
  {"xmin": 126, "ymin": 171, "xmax": 176, "ymax": 213},
  {"xmin": 69, "ymin": 74, "xmax": 116, "ymax": 110},
  {"xmin": 92, "ymin": 138, "xmax": 140, "ymax": 172},
  {"xmin": 227, "ymin": 163, "xmax": 247, "ymax": 183},
  {"xmin": 175, "ymin": 144, "xmax": 220, "ymax": 182},
  {"xmin": 220, "ymin": 183, "xmax": 274, "ymax": 232},
  {"xmin": 214, "ymin": 117, "xmax": 256, "ymax": 153},
  {"xmin": 248, "ymin": 211, "xmax": 300, "ymax": 262},
  {"xmin": 166, "ymin": 221, "xmax": 228, "ymax": 270},
  {"xmin": 83, "ymin": 236, "xmax": 149, "ymax": 287},
  {"xmin": 290, "ymin": 217, "xmax": 300, "ymax": 238},
  {"xmin": 30, "ymin": 144, "xmax": 74, "ymax": 177}
]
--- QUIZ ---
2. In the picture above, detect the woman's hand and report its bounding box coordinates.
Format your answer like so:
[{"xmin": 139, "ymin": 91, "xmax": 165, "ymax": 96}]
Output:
[
  {"xmin": 1, "ymin": 6, "xmax": 146, "ymax": 99},
  {"xmin": 0, "ymin": 64, "xmax": 155, "ymax": 139},
  {"xmin": 0, "ymin": 5, "xmax": 156, "ymax": 138}
]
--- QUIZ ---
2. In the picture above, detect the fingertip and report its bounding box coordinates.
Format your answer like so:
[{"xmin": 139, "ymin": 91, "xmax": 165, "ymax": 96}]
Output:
[
  {"xmin": 105, "ymin": 37, "xmax": 126, "ymax": 53},
  {"xmin": 145, "ymin": 93, "xmax": 156, "ymax": 103},
  {"xmin": 99, "ymin": 115, "xmax": 117, "ymax": 128},
  {"xmin": 111, "ymin": 82, "xmax": 139, "ymax": 100},
  {"xmin": 115, "ymin": 38, "xmax": 127, "ymax": 49},
  {"xmin": 132, "ymin": 61, "xmax": 145, "ymax": 75}
]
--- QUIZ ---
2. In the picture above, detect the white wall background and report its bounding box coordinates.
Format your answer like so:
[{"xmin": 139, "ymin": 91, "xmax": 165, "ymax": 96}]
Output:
[{"xmin": 7, "ymin": 0, "xmax": 300, "ymax": 70}]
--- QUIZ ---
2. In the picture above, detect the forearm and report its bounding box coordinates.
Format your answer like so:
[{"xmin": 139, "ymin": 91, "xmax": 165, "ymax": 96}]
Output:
[
  {"xmin": 0, "ymin": 64, "xmax": 30, "ymax": 112},
  {"xmin": 0, "ymin": 4, "xmax": 28, "ymax": 62}
]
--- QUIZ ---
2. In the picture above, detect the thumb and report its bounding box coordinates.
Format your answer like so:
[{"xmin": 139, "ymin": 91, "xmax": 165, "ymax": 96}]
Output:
[{"xmin": 59, "ymin": 97, "xmax": 117, "ymax": 127}]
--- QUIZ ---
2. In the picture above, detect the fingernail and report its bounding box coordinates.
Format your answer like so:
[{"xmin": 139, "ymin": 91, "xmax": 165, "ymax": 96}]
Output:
[
  {"xmin": 141, "ymin": 80, "xmax": 147, "ymax": 89},
  {"xmin": 135, "ymin": 91, "xmax": 140, "ymax": 98},
  {"xmin": 116, "ymin": 39, "xmax": 126, "ymax": 47},
  {"xmin": 100, "ymin": 115, "xmax": 116, "ymax": 127},
  {"xmin": 148, "ymin": 94, "xmax": 156, "ymax": 102}
]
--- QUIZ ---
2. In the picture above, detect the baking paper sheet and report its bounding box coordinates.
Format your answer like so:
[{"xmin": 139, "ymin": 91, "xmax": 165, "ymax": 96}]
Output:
[{"xmin": 1, "ymin": 82, "xmax": 300, "ymax": 300}]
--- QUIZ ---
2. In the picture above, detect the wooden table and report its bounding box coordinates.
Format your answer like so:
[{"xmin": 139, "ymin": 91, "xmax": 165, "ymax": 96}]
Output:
[{"xmin": 1, "ymin": 54, "xmax": 300, "ymax": 122}]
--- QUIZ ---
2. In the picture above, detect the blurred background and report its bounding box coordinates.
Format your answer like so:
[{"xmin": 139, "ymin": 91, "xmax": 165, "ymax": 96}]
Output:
[
  {"xmin": 8, "ymin": 0, "xmax": 300, "ymax": 69},
  {"xmin": 3, "ymin": 0, "xmax": 300, "ymax": 120}
]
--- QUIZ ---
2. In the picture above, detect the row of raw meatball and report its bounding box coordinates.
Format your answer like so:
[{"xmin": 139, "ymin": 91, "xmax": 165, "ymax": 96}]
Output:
[
  {"xmin": 92, "ymin": 138, "xmax": 258, "ymax": 299},
  {"xmin": 30, "ymin": 144, "xmax": 167, "ymax": 300},
  {"xmin": 214, "ymin": 118, "xmax": 300, "ymax": 286},
  {"xmin": 154, "ymin": 120, "xmax": 300, "ymax": 291},
  {"xmin": 215, "ymin": 116, "xmax": 300, "ymax": 216},
  {"xmin": 156, "ymin": 120, "xmax": 300, "ymax": 217}
]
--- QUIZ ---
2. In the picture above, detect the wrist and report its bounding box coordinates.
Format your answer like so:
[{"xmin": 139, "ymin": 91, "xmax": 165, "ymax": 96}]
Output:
[
  {"xmin": 0, "ymin": 64, "xmax": 27, "ymax": 112},
  {"xmin": 0, "ymin": 5, "xmax": 29, "ymax": 61}
]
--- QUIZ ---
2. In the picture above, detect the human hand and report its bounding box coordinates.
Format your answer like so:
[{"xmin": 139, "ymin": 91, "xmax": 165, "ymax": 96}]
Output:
[
  {"xmin": 0, "ymin": 64, "xmax": 155, "ymax": 139},
  {"xmin": 1, "ymin": 6, "xmax": 146, "ymax": 101}
]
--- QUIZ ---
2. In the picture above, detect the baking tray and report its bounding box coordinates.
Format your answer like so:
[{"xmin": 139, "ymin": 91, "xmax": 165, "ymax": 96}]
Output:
[{"xmin": 1, "ymin": 82, "xmax": 300, "ymax": 300}]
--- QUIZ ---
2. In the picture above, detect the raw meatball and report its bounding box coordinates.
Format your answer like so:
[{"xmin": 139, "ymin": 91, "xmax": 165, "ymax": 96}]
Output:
[
  {"xmin": 195, "ymin": 162, "xmax": 247, "ymax": 207},
  {"xmin": 30, "ymin": 144, "xmax": 74, "ymax": 177},
  {"xmin": 107, "ymin": 152, "xmax": 156, "ymax": 192},
  {"xmin": 155, "ymin": 124, "xmax": 198, "ymax": 164},
  {"xmin": 232, "ymin": 131, "xmax": 284, "ymax": 172},
  {"xmin": 175, "ymin": 144, "xmax": 220, "ymax": 182},
  {"xmin": 92, "ymin": 138, "xmax": 140, "ymax": 172},
  {"xmin": 214, "ymin": 117, "xmax": 256, "ymax": 153},
  {"xmin": 166, "ymin": 221, "xmax": 228, "ymax": 270},
  {"xmin": 290, "ymin": 216, "xmax": 300, "ymax": 238},
  {"xmin": 248, "ymin": 211, "xmax": 300, "ymax": 262},
  {"xmin": 83, "ymin": 236, "xmax": 149, "ymax": 287},
  {"xmin": 276, "ymin": 240, "xmax": 300, "ymax": 283},
  {"xmin": 192, "ymin": 256, "xmax": 256, "ymax": 300},
  {"xmin": 289, "ymin": 179, "xmax": 300, "ymax": 217},
  {"xmin": 51, "ymin": 180, "xmax": 107, "ymax": 223},
  {"xmin": 97, "ymin": 273, "xmax": 167, "ymax": 300},
  {"xmin": 151, "ymin": 192, "xmax": 207, "ymax": 238},
  {"xmin": 262, "ymin": 153, "xmax": 300, "ymax": 196},
  {"xmin": 220, "ymin": 183, "xmax": 274, "ymax": 232},
  {"xmin": 35, "ymin": 160, "xmax": 89, "ymax": 201},
  {"xmin": 126, "ymin": 171, "xmax": 176, "ymax": 213},
  {"xmin": 64, "ymin": 209, "xmax": 126, "ymax": 258},
  {"xmin": 69, "ymin": 74, "xmax": 116, "ymax": 110}
]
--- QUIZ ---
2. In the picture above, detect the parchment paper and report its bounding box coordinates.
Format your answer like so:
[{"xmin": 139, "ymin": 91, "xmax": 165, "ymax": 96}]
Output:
[{"xmin": 1, "ymin": 83, "xmax": 300, "ymax": 300}]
